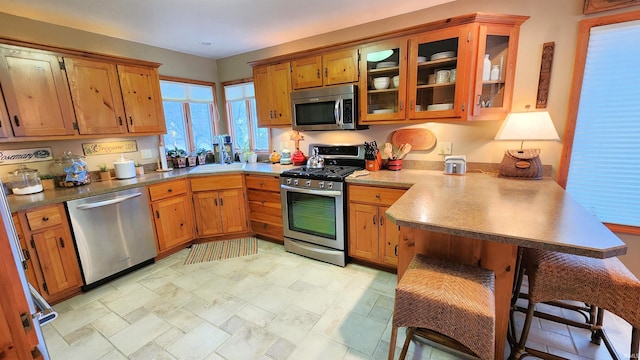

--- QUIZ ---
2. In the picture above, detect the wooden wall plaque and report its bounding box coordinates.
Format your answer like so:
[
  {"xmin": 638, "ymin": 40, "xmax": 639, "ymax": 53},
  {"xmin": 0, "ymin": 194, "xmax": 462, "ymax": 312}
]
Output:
[{"xmin": 536, "ymin": 42, "xmax": 555, "ymax": 109}]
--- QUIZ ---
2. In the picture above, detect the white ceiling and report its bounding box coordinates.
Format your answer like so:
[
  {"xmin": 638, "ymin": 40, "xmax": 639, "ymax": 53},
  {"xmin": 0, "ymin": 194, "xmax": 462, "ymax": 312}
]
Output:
[{"xmin": 0, "ymin": 0, "xmax": 452, "ymax": 59}]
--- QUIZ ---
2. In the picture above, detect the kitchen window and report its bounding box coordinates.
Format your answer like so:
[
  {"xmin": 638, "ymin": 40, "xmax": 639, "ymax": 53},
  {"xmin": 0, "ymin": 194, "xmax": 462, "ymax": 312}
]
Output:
[
  {"xmin": 160, "ymin": 78, "xmax": 219, "ymax": 153},
  {"xmin": 559, "ymin": 14, "xmax": 640, "ymax": 233},
  {"xmin": 223, "ymin": 81, "xmax": 270, "ymax": 153}
]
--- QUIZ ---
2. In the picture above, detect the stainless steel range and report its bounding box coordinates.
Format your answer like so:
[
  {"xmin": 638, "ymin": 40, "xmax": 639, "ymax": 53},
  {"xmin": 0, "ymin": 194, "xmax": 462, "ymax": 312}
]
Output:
[{"xmin": 280, "ymin": 144, "xmax": 365, "ymax": 266}]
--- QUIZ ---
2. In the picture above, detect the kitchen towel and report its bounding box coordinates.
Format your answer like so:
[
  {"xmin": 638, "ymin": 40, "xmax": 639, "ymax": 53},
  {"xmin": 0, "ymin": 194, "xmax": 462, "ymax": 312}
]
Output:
[{"xmin": 184, "ymin": 237, "xmax": 258, "ymax": 265}]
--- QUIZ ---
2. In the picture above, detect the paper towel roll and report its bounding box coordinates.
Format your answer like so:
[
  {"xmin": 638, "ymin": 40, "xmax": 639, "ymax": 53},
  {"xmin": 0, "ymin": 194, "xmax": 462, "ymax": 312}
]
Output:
[{"xmin": 159, "ymin": 146, "xmax": 169, "ymax": 170}]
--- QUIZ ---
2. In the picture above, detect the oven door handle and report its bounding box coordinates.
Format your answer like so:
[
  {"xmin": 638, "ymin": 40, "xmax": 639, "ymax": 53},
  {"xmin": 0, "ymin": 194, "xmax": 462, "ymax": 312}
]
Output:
[{"xmin": 281, "ymin": 185, "xmax": 341, "ymax": 197}]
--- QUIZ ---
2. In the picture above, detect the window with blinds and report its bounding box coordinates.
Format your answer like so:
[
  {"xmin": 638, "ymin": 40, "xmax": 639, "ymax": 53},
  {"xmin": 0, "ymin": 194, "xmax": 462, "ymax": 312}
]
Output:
[{"xmin": 566, "ymin": 20, "xmax": 640, "ymax": 227}]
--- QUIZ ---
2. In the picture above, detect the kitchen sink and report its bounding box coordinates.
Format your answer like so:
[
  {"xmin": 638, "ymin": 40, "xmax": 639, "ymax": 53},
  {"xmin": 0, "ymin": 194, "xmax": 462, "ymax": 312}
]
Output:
[{"xmin": 188, "ymin": 163, "xmax": 246, "ymax": 173}]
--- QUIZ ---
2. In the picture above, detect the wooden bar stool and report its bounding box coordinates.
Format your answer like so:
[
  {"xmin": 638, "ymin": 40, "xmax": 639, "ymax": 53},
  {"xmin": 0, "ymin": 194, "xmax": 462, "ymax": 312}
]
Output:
[
  {"xmin": 388, "ymin": 254, "xmax": 496, "ymax": 360},
  {"xmin": 510, "ymin": 248, "xmax": 640, "ymax": 360}
]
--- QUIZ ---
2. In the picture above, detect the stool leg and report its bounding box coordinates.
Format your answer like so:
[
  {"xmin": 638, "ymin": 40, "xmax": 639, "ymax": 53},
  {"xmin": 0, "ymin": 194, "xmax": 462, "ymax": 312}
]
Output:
[
  {"xmin": 591, "ymin": 307, "xmax": 604, "ymax": 345},
  {"xmin": 509, "ymin": 262, "xmax": 526, "ymax": 345},
  {"xmin": 388, "ymin": 325, "xmax": 398, "ymax": 360},
  {"xmin": 399, "ymin": 327, "xmax": 415, "ymax": 360},
  {"xmin": 510, "ymin": 302, "xmax": 536, "ymax": 360},
  {"xmin": 631, "ymin": 327, "xmax": 639, "ymax": 360}
]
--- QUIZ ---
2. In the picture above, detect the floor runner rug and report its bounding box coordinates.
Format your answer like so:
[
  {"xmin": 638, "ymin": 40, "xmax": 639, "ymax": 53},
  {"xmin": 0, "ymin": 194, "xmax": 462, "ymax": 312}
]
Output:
[{"xmin": 184, "ymin": 237, "xmax": 258, "ymax": 265}]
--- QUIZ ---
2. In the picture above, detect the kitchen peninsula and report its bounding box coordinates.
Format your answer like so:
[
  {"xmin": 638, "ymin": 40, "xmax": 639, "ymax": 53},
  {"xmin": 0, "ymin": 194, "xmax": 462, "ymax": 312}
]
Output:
[{"xmin": 348, "ymin": 169, "xmax": 627, "ymax": 359}]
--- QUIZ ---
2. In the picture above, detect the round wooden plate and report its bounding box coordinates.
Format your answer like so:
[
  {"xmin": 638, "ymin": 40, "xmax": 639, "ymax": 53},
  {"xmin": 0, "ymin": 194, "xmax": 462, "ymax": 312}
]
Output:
[{"xmin": 391, "ymin": 128, "xmax": 437, "ymax": 150}]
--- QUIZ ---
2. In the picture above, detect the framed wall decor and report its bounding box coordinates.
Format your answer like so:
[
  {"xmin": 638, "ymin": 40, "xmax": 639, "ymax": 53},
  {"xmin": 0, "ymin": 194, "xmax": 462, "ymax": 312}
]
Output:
[{"xmin": 584, "ymin": 0, "xmax": 640, "ymax": 14}]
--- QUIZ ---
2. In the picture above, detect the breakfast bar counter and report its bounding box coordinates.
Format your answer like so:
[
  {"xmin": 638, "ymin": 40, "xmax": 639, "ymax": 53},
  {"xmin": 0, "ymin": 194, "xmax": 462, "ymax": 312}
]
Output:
[{"xmin": 347, "ymin": 169, "xmax": 627, "ymax": 359}]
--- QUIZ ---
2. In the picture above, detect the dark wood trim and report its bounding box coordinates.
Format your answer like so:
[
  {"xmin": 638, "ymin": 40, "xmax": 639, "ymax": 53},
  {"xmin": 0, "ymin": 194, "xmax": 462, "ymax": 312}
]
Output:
[
  {"xmin": 606, "ymin": 223, "xmax": 640, "ymax": 235},
  {"xmin": 248, "ymin": 13, "xmax": 529, "ymax": 67},
  {"xmin": 160, "ymin": 75, "xmax": 216, "ymax": 87},
  {"xmin": 221, "ymin": 78, "xmax": 253, "ymax": 87},
  {"xmin": 558, "ymin": 10, "xmax": 640, "ymax": 188},
  {"xmin": 0, "ymin": 36, "xmax": 161, "ymax": 68}
]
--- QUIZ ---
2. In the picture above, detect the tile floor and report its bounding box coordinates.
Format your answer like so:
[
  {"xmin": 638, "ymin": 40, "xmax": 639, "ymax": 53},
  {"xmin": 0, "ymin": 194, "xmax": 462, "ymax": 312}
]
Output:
[{"xmin": 41, "ymin": 240, "xmax": 634, "ymax": 360}]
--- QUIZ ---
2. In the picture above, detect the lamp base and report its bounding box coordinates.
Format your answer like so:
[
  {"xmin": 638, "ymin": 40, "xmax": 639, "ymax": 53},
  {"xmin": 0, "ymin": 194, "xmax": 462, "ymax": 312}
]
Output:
[{"xmin": 498, "ymin": 148, "xmax": 543, "ymax": 180}]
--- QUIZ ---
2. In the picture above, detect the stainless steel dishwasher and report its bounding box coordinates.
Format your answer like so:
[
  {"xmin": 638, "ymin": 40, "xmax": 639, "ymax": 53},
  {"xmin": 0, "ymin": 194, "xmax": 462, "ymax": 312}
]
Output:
[{"xmin": 67, "ymin": 187, "xmax": 157, "ymax": 288}]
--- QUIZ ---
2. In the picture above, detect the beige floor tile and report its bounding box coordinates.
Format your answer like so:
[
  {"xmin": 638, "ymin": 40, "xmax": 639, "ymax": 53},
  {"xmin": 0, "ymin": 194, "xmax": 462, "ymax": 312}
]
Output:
[
  {"xmin": 166, "ymin": 322, "xmax": 230, "ymax": 359},
  {"xmin": 108, "ymin": 312, "xmax": 170, "ymax": 355},
  {"xmin": 266, "ymin": 304, "xmax": 319, "ymax": 343},
  {"xmin": 216, "ymin": 322, "xmax": 278, "ymax": 360},
  {"xmin": 288, "ymin": 331, "xmax": 349, "ymax": 359},
  {"xmin": 50, "ymin": 300, "xmax": 111, "ymax": 336},
  {"xmin": 57, "ymin": 325, "xmax": 115, "ymax": 360}
]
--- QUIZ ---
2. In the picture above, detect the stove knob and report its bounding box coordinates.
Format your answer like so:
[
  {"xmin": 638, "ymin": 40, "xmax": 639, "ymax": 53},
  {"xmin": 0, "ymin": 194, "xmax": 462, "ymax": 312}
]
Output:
[
  {"xmin": 327, "ymin": 182, "xmax": 333, "ymax": 189},
  {"xmin": 286, "ymin": 178, "xmax": 292, "ymax": 185},
  {"xmin": 318, "ymin": 181, "xmax": 325, "ymax": 189},
  {"xmin": 305, "ymin": 180, "xmax": 311, "ymax": 187},
  {"xmin": 293, "ymin": 179, "xmax": 299, "ymax": 186}
]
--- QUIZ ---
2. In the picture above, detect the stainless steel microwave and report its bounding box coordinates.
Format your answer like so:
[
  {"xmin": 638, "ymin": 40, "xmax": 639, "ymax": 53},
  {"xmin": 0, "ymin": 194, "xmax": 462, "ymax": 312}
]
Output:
[{"xmin": 291, "ymin": 84, "xmax": 364, "ymax": 131}]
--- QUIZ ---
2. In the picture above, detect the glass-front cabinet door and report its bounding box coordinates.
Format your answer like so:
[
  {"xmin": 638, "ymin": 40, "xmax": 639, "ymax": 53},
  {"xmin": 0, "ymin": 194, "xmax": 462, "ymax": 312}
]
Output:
[
  {"xmin": 359, "ymin": 39, "xmax": 407, "ymax": 124},
  {"xmin": 470, "ymin": 24, "xmax": 519, "ymax": 120},
  {"xmin": 407, "ymin": 25, "xmax": 471, "ymax": 120}
]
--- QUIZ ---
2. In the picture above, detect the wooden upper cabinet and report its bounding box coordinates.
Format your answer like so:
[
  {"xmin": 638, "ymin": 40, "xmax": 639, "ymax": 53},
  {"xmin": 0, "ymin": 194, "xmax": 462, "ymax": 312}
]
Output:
[
  {"xmin": 65, "ymin": 57, "xmax": 127, "ymax": 135},
  {"xmin": 117, "ymin": 65, "xmax": 166, "ymax": 134},
  {"xmin": 0, "ymin": 45, "xmax": 76, "ymax": 137},
  {"xmin": 0, "ymin": 89, "xmax": 10, "ymax": 138},
  {"xmin": 291, "ymin": 49, "xmax": 359, "ymax": 90},
  {"xmin": 253, "ymin": 62, "xmax": 292, "ymax": 127}
]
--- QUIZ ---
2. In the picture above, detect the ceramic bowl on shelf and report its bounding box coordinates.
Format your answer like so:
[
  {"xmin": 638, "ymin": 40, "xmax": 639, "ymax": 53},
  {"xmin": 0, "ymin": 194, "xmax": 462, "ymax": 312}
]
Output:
[
  {"xmin": 417, "ymin": 56, "xmax": 427, "ymax": 63},
  {"xmin": 392, "ymin": 75, "xmax": 400, "ymax": 88},
  {"xmin": 430, "ymin": 51, "xmax": 455, "ymax": 61},
  {"xmin": 372, "ymin": 108, "xmax": 394, "ymax": 114},
  {"xmin": 376, "ymin": 61, "xmax": 397, "ymax": 69},
  {"xmin": 373, "ymin": 77, "xmax": 390, "ymax": 90}
]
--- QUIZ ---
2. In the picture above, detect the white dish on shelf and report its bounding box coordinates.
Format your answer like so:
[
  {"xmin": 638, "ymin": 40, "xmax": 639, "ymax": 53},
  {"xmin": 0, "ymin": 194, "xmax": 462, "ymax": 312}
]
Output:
[
  {"xmin": 417, "ymin": 56, "xmax": 427, "ymax": 63},
  {"xmin": 373, "ymin": 109, "xmax": 394, "ymax": 114},
  {"xmin": 430, "ymin": 51, "xmax": 455, "ymax": 61},
  {"xmin": 373, "ymin": 77, "xmax": 390, "ymax": 90},
  {"xmin": 376, "ymin": 61, "xmax": 397, "ymax": 69},
  {"xmin": 427, "ymin": 103, "xmax": 454, "ymax": 111},
  {"xmin": 155, "ymin": 168, "xmax": 174, "ymax": 172}
]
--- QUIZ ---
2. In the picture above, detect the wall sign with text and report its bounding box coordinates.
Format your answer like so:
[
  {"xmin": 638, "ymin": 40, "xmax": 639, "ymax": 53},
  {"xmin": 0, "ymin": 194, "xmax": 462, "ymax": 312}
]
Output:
[
  {"xmin": 82, "ymin": 141, "xmax": 138, "ymax": 156},
  {"xmin": 0, "ymin": 148, "xmax": 53, "ymax": 165}
]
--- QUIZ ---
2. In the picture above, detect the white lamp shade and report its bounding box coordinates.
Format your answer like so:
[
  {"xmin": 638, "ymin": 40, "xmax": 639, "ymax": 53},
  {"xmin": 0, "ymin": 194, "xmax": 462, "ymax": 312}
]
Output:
[{"xmin": 494, "ymin": 111, "xmax": 561, "ymax": 141}]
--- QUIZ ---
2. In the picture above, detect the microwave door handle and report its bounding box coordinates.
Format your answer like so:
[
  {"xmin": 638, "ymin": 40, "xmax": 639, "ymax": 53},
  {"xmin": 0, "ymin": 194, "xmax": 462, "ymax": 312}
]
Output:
[{"xmin": 334, "ymin": 97, "xmax": 343, "ymax": 125}]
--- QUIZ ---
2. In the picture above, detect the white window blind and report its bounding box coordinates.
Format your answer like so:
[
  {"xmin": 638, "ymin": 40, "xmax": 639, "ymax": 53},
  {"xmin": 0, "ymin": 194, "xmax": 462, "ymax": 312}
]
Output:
[{"xmin": 566, "ymin": 20, "xmax": 640, "ymax": 227}]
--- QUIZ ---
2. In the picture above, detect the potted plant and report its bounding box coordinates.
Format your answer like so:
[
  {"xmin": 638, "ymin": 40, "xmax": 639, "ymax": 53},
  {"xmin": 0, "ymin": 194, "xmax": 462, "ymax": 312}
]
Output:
[
  {"xmin": 167, "ymin": 147, "xmax": 187, "ymax": 168},
  {"xmin": 186, "ymin": 153, "xmax": 198, "ymax": 167},
  {"xmin": 135, "ymin": 162, "xmax": 144, "ymax": 176},
  {"xmin": 97, "ymin": 163, "xmax": 110, "ymax": 181},
  {"xmin": 196, "ymin": 148, "xmax": 208, "ymax": 165},
  {"xmin": 39, "ymin": 174, "xmax": 55, "ymax": 190}
]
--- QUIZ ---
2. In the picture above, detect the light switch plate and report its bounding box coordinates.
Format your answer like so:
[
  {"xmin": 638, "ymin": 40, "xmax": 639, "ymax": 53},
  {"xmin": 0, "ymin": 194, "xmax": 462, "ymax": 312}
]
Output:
[{"xmin": 140, "ymin": 149, "xmax": 153, "ymax": 159}]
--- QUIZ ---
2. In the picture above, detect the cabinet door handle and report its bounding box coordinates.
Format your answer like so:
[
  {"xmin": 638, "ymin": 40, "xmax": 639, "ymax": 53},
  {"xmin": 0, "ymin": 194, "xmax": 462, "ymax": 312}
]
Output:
[
  {"xmin": 13, "ymin": 115, "xmax": 20, "ymax": 127},
  {"xmin": 409, "ymin": 100, "xmax": 414, "ymax": 110},
  {"xmin": 375, "ymin": 194, "xmax": 380, "ymax": 199},
  {"xmin": 59, "ymin": 237, "xmax": 65, "ymax": 248},
  {"xmin": 259, "ymin": 181, "xmax": 264, "ymax": 186},
  {"xmin": 324, "ymin": 68, "xmax": 328, "ymax": 78},
  {"xmin": 399, "ymin": 101, "xmax": 403, "ymax": 111},
  {"xmin": 476, "ymin": 95, "xmax": 482, "ymax": 106},
  {"xmin": 129, "ymin": 116, "xmax": 133, "ymax": 125},
  {"xmin": 155, "ymin": 210, "xmax": 160, "ymax": 218},
  {"xmin": 220, "ymin": 198, "xmax": 224, "ymax": 206},
  {"xmin": 42, "ymin": 216, "xmax": 49, "ymax": 222},
  {"xmin": 118, "ymin": 116, "xmax": 123, "ymax": 126},
  {"xmin": 380, "ymin": 216, "xmax": 384, "ymax": 226},
  {"xmin": 214, "ymin": 198, "xmax": 218, "ymax": 206},
  {"xmin": 394, "ymin": 244, "xmax": 398, "ymax": 257},
  {"xmin": 372, "ymin": 215, "xmax": 376, "ymax": 225},
  {"xmin": 316, "ymin": 69, "xmax": 320, "ymax": 79}
]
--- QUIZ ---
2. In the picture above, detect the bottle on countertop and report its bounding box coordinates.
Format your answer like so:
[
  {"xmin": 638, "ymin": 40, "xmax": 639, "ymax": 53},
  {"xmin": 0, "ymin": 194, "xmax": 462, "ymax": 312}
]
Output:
[{"xmin": 483, "ymin": 54, "xmax": 491, "ymax": 81}]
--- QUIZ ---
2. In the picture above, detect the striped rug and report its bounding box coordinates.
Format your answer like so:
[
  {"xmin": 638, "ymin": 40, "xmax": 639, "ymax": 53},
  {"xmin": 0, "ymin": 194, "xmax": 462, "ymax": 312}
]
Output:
[{"xmin": 184, "ymin": 237, "xmax": 258, "ymax": 265}]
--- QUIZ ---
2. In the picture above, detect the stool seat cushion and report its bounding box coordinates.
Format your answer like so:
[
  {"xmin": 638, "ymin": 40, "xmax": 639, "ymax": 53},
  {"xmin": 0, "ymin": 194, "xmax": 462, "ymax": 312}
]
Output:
[
  {"xmin": 393, "ymin": 254, "xmax": 495, "ymax": 360},
  {"xmin": 523, "ymin": 248, "xmax": 640, "ymax": 328}
]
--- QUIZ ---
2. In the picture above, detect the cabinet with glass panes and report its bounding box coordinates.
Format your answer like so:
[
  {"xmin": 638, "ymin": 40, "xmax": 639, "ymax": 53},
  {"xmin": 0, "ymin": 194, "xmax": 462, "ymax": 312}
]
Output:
[{"xmin": 358, "ymin": 38, "xmax": 408, "ymax": 124}]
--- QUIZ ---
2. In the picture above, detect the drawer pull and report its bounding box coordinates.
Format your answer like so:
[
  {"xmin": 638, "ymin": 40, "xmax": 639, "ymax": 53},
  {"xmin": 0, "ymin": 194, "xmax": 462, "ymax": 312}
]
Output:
[
  {"xmin": 167, "ymin": 188, "xmax": 173, "ymax": 193},
  {"xmin": 59, "ymin": 237, "xmax": 65, "ymax": 248},
  {"xmin": 13, "ymin": 115, "xmax": 20, "ymax": 127},
  {"xmin": 394, "ymin": 244, "xmax": 398, "ymax": 257},
  {"xmin": 375, "ymin": 194, "xmax": 380, "ymax": 199},
  {"xmin": 155, "ymin": 210, "xmax": 160, "ymax": 218},
  {"xmin": 259, "ymin": 181, "xmax": 264, "ymax": 186},
  {"xmin": 215, "ymin": 198, "xmax": 218, "ymax": 206},
  {"xmin": 42, "ymin": 216, "xmax": 49, "ymax": 222},
  {"xmin": 220, "ymin": 198, "xmax": 224, "ymax": 206},
  {"xmin": 129, "ymin": 116, "xmax": 133, "ymax": 125}
]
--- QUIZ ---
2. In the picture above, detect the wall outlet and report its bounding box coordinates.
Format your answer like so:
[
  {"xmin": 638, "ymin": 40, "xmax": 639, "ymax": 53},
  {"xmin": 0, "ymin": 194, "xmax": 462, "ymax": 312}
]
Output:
[
  {"xmin": 140, "ymin": 149, "xmax": 153, "ymax": 159},
  {"xmin": 437, "ymin": 142, "xmax": 452, "ymax": 155}
]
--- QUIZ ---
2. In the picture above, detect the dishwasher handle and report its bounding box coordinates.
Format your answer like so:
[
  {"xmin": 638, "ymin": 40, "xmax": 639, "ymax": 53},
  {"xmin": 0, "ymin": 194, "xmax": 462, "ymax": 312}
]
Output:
[{"xmin": 75, "ymin": 193, "xmax": 142, "ymax": 210}]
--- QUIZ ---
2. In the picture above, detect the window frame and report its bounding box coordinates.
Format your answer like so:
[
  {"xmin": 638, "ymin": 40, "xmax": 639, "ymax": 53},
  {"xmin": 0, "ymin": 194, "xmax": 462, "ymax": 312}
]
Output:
[
  {"xmin": 221, "ymin": 78, "xmax": 270, "ymax": 154},
  {"xmin": 558, "ymin": 9, "xmax": 640, "ymax": 235},
  {"xmin": 159, "ymin": 76, "xmax": 220, "ymax": 153}
]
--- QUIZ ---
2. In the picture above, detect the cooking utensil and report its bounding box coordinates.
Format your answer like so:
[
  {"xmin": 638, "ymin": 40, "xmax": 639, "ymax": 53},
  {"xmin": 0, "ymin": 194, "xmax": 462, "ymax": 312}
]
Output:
[
  {"xmin": 384, "ymin": 143, "xmax": 393, "ymax": 159},
  {"xmin": 397, "ymin": 143, "xmax": 412, "ymax": 159}
]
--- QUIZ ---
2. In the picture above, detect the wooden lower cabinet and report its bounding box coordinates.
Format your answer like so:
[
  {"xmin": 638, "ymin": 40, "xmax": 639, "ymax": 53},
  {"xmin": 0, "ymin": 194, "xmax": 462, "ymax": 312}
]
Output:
[
  {"xmin": 348, "ymin": 184, "xmax": 406, "ymax": 268},
  {"xmin": 245, "ymin": 174, "xmax": 283, "ymax": 242},
  {"xmin": 190, "ymin": 175, "xmax": 249, "ymax": 238},
  {"xmin": 1, "ymin": 213, "xmax": 44, "ymax": 360},
  {"xmin": 15, "ymin": 203, "xmax": 82, "ymax": 303},
  {"xmin": 148, "ymin": 179, "xmax": 195, "ymax": 255}
]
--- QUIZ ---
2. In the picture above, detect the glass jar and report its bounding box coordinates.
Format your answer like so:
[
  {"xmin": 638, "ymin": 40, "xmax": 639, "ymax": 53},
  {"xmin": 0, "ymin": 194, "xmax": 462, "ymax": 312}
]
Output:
[
  {"xmin": 51, "ymin": 151, "xmax": 91, "ymax": 187},
  {"xmin": 5, "ymin": 165, "xmax": 43, "ymax": 195}
]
